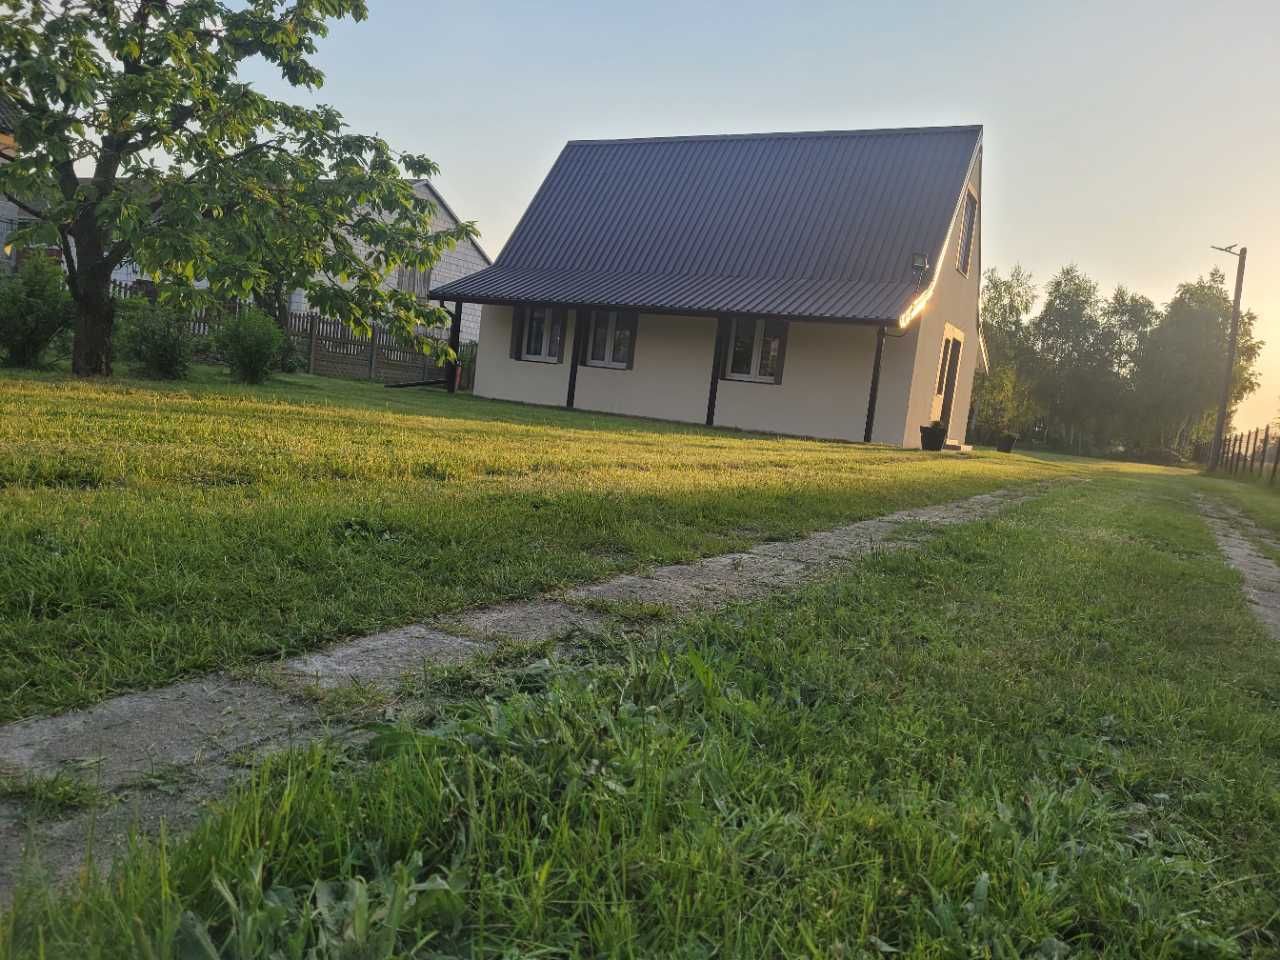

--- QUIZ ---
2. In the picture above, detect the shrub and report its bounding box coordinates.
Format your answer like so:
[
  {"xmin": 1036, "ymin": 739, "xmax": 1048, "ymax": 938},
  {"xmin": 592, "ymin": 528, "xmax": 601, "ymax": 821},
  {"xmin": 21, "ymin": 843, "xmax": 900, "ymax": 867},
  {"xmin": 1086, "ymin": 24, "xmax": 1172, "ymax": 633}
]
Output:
[
  {"xmin": 0, "ymin": 254, "xmax": 75, "ymax": 368},
  {"xmin": 276, "ymin": 332, "xmax": 306, "ymax": 373},
  {"xmin": 115, "ymin": 298, "xmax": 193, "ymax": 379},
  {"xmin": 216, "ymin": 308, "xmax": 284, "ymax": 384}
]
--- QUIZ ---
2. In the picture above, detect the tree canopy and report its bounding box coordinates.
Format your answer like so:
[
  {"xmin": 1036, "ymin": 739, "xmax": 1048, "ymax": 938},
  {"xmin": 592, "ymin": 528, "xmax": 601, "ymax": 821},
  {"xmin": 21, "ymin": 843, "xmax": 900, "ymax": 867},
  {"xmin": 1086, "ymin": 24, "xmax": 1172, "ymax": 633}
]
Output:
[
  {"xmin": 0, "ymin": 0, "xmax": 475, "ymax": 375},
  {"xmin": 972, "ymin": 264, "xmax": 1260, "ymax": 459}
]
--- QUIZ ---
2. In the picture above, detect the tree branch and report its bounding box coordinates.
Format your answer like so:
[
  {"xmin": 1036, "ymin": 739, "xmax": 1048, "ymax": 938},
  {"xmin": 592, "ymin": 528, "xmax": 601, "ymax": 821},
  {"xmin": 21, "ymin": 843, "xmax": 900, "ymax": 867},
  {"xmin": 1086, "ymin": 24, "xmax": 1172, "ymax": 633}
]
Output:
[
  {"xmin": 58, "ymin": 226, "xmax": 79, "ymax": 294},
  {"xmin": 2, "ymin": 192, "xmax": 46, "ymax": 220}
]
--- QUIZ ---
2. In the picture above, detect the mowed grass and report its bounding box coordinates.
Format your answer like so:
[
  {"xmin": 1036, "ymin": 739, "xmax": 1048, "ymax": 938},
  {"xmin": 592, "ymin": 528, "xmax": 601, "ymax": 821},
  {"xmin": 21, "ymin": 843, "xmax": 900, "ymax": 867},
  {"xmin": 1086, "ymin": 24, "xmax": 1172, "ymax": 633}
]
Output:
[
  {"xmin": 0, "ymin": 365, "xmax": 1132, "ymax": 721},
  {"xmin": 4, "ymin": 475, "xmax": 1277, "ymax": 957}
]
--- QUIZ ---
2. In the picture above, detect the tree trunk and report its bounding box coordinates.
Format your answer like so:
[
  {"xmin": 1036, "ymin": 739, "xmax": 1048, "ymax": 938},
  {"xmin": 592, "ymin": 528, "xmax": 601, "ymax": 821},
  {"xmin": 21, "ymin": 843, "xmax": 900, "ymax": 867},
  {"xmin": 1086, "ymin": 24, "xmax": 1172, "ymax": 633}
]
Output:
[
  {"xmin": 67, "ymin": 207, "xmax": 118, "ymax": 377},
  {"xmin": 70, "ymin": 275, "xmax": 115, "ymax": 377},
  {"xmin": 253, "ymin": 281, "xmax": 292, "ymax": 331}
]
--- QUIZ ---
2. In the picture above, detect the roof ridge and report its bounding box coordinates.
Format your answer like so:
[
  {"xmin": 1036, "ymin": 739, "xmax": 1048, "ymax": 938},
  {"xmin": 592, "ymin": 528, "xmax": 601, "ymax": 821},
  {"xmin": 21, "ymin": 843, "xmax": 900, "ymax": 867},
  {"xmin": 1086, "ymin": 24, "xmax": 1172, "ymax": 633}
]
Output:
[{"xmin": 566, "ymin": 124, "xmax": 983, "ymax": 147}]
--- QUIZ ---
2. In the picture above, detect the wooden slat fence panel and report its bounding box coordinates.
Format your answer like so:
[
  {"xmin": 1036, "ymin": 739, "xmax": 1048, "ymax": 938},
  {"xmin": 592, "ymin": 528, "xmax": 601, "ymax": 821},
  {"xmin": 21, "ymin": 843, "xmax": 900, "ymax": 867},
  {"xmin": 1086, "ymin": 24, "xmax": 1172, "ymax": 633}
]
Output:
[{"xmin": 110, "ymin": 281, "xmax": 468, "ymax": 388}]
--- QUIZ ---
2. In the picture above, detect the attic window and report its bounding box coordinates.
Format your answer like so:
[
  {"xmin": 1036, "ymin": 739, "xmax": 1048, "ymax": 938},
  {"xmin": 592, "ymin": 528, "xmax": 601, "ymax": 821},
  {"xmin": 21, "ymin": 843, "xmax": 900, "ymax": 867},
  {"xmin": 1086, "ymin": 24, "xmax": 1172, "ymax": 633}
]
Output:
[{"xmin": 956, "ymin": 192, "xmax": 978, "ymax": 276}]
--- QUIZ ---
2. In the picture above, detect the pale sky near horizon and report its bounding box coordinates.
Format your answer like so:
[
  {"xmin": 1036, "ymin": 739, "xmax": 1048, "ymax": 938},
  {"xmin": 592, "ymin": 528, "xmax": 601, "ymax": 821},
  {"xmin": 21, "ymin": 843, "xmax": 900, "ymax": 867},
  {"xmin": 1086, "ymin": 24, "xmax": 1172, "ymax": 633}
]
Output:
[{"xmin": 246, "ymin": 0, "xmax": 1279, "ymax": 427}]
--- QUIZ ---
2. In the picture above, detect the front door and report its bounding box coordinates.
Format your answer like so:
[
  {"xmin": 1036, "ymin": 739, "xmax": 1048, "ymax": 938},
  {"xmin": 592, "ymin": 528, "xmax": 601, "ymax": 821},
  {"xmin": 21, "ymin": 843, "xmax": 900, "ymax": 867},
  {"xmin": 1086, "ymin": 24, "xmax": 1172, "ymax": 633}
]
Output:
[{"xmin": 939, "ymin": 340, "xmax": 962, "ymax": 438}]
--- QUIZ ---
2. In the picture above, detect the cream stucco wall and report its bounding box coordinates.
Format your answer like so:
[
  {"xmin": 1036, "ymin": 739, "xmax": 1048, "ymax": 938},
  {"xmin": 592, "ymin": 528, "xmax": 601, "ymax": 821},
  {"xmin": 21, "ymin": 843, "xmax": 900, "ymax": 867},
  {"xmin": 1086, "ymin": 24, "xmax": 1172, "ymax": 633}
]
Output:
[
  {"xmin": 473, "ymin": 304, "xmax": 571, "ymax": 407},
  {"xmin": 473, "ymin": 306, "xmax": 881, "ymax": 440},
  {"xmin": 574, "ymin": 313, "xmax": 716, "ymax": 423},
  {"xmin": 715, "ymin": 321, "xmax": 878, "ymax": 442},
  {"xmin": 867, "ymin": 151, "xmax": 982, "ymax": 448}
]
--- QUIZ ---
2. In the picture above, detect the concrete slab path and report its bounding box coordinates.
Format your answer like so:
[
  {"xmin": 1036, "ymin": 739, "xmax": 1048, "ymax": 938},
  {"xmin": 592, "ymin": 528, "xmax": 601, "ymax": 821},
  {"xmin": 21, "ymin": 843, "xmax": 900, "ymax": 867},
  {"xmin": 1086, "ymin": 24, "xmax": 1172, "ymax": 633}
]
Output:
[
  {"xmin": 0, "ymin": 483, "xmax": 1046, "ymax": 897},
  {"xmin": 1198, "ymin": 496, "xmax": 1280, "ymax": 640}
]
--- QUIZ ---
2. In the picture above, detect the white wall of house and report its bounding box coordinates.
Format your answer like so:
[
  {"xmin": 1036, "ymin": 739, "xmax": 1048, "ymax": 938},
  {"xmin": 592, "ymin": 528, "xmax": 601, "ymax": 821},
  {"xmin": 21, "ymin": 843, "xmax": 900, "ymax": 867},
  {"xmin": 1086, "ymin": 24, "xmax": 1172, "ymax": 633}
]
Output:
[
  {"xmin": 474, "ymin": 304, "xmax": 571, "ymax": 408},
  {"xmin": 868, "ymin": 153, "xmax": 982, "ymax": 448},
  {"xmin": 575, "ymin": 312, "xmax": 717, "ymax": 423},
  {"xmin": 475, "ymin": 305, "xmax": 885, "ymax": 442},
  {"xmin": 715, "ymin": 321, "xmax": 877, "ymax": 441}
]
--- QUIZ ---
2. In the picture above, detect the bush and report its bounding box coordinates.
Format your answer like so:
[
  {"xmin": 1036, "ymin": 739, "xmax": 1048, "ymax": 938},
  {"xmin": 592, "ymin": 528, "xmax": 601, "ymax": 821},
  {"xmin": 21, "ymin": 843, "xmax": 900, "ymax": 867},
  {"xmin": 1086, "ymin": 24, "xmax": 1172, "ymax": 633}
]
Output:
[
  {"xmin": 216, "ymin": 308, "xmax": 284, "ymax": 384},
  {"xmin": 0, "ymin": 255, "xmax": 75, "ymax": 368},
  {"xmin": 276, "ymin": 332, "xmax": 306, "ymax": 373},
  {"xmin": 115, "ymin": 299, "xmax": 193, "ymax": 379}
]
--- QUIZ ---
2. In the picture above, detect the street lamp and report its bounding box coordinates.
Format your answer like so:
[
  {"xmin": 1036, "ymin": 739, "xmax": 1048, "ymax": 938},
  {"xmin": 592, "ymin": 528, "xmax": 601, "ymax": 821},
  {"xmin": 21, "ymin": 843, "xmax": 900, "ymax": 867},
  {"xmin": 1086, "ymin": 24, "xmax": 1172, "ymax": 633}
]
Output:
[{"xmin": 1208, "ymin": 243, "xmax": 1248, "ymax": 470}]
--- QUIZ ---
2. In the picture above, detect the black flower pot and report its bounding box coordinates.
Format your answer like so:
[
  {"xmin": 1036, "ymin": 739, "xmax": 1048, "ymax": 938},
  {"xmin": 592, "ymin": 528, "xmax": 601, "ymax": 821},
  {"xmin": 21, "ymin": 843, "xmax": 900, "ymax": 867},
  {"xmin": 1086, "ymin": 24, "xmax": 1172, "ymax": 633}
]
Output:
[
  {"xmin": 996, "ymin": 433, "xmax": 1018, "ymax": 453},
  {"xmin": 919, "ymin": 425, "xmax": 947, "ymax": 451}
]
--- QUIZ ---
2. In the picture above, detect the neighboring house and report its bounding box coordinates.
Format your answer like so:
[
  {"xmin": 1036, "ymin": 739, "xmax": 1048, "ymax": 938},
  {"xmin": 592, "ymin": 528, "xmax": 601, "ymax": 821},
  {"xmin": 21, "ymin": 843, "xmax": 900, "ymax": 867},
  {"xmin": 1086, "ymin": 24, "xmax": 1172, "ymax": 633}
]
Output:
[
  {"xmin": 0, "ymin": 94, "xmax": 23, "ymax": 270},
  {"xmin": 431, "ymin": 125, "xmax": 986, "ymax": 447},
  {"xmin": 109, "ymin": 179, "xmax": 491, "ymax": 341}
]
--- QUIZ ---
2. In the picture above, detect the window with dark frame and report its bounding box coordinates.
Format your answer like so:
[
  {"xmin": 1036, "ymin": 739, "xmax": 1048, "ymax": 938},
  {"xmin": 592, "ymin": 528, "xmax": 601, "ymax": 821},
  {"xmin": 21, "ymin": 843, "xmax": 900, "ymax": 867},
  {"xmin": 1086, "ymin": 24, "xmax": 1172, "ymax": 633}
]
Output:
[
  {"xmin": 956, "ymin": 192, "xmax": 978, "ymax": 276},
  {"xmin": 723, "ymin": 317, "xmax": 788, "ymax": 383},
  {"xmin": 585, "ymin": 310, "xmax": 635, "ymax": 369},
  {"xmin": 520, "ymin": 306, "xmax": 562, "ymax": 363}
]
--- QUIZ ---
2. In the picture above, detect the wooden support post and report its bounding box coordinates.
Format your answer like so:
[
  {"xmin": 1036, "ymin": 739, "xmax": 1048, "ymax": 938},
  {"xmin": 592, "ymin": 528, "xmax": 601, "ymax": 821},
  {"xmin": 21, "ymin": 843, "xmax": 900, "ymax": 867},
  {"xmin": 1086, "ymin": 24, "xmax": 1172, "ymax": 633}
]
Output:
[
  {"xmin": 307, "ymin": 313, "xmax": 319, "ymax": 374},
  {"xmin": 1260, "ymin": 425, "xmax": 1270, "ymax": 478},
  {"xmin": 864, "ymin": 324, "xmax": 887, "ymax": 443},
  {"xmin": 705, "ymin": 317, "xmax": 729, "ymax": 426},
  {"xmin": 565, "ymin": 308, "xmax": 584, "ymax": 409},
  {"xmin": 1234, "ymin": 433, "xmax": 1244, "ymax": 473},
  {"xmin": 446, "ymin": 300, "xmax": 463, "ymax": 394},
  {"xmin": 1272, "ymin": 433, "xmax": 1280, "ymax": 485},
  {"xmin": 367, "ymin": 325, "xmax": 378, "ymax": 380},
  {"xmin": 1250, "ymin": 427, "xmax": 1260, "ymax": 474}
]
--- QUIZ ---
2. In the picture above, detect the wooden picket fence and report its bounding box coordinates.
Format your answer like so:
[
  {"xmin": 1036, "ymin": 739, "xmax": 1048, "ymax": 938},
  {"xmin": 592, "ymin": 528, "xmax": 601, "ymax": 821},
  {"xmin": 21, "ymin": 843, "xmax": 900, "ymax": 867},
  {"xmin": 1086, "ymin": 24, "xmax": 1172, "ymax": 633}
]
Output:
[
  {"xmin": 110, "ymin": 280, "xmax": 473, "ymax": 389},
  {"xmin": 1209, "ymin": 424, "xmax": 1280, "ymax": 485}
]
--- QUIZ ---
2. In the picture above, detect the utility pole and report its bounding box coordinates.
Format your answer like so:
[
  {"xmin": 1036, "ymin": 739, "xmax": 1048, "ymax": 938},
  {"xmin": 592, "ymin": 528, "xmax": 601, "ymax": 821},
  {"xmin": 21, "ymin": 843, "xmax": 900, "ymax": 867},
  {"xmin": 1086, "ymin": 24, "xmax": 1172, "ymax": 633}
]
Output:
[{"xmin": 1209, "ymin": 244, "xmax": 1247, "ymax": 469}]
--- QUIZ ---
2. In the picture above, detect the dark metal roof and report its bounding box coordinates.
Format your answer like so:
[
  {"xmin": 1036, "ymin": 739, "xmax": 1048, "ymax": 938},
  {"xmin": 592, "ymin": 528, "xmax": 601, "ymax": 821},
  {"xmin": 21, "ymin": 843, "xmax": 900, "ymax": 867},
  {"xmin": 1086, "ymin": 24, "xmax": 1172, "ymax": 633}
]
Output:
[{"xmin": 432, "ymin": 125, "xmax": 981, "ymax": 323}]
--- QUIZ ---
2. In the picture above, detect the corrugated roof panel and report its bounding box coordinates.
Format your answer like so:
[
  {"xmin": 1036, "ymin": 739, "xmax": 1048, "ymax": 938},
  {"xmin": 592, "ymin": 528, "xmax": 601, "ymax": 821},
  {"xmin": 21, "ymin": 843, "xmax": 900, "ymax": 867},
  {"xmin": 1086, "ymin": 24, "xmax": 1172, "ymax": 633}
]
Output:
[{"xmin": 434, "ymin": 125, "xmax": 981, "ymax": 323}]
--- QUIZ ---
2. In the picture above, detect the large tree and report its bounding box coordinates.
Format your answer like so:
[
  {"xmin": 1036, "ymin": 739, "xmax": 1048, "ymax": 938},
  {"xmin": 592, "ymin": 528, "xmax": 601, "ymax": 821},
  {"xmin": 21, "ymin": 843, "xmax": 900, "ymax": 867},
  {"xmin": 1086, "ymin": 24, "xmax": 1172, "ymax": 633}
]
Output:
[
  {"xmin": 1131, "ymin": 269, "xmax": 1261, "ymax": 452},
  {"xmin": 0, "ymin": 0, "xmax": 473, "ymax": 375},
  {"xmin": 971, "ymin": 265, "xmax": 1041, "ymax": 440}
]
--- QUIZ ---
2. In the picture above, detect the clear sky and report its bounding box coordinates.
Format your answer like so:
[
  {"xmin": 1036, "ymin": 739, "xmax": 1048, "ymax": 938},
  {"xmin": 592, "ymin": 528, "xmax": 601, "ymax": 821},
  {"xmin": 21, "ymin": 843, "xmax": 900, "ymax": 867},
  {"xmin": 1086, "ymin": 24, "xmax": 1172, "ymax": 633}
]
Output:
[{"xmin": 246, "ymin": 0, "xmax": 1279, "ymax": 426}]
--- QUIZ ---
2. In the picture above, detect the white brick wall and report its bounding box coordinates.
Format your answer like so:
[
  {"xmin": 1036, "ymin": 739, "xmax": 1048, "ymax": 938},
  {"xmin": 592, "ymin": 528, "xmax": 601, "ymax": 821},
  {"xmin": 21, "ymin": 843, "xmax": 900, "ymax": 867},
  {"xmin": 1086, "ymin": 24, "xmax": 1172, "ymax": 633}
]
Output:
[{"xmin": 424, "ymin": 202, "xmax": 489, "ymax": 342}]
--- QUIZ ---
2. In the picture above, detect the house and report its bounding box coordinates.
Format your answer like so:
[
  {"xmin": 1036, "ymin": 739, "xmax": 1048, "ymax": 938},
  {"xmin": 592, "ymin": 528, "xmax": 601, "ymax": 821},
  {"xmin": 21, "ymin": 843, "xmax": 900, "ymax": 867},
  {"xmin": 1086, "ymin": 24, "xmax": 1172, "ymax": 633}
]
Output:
[
  {"xmin": 0, "ymin": 94, "xmax": 22, "ymax": 269},
  {"xmin": 110, "ymin": 179, "xmax": 492, "ymax": 342},
  {"xmin": 431, "ymin": 125, "xmax": 986, "ymax": 447}
]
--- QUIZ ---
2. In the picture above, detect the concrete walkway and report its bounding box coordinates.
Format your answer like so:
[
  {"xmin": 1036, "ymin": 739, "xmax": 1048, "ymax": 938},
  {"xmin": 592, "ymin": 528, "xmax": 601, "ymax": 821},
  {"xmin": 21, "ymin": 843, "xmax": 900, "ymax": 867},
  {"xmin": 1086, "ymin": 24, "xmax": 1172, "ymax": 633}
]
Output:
[
  {"xmin": 1199, "ymin": 496, "xmax": 1280, "ymax": 640},
  {"xmin": 0, "ymin": 484, "xmax": 1046, "ymax": 896}
]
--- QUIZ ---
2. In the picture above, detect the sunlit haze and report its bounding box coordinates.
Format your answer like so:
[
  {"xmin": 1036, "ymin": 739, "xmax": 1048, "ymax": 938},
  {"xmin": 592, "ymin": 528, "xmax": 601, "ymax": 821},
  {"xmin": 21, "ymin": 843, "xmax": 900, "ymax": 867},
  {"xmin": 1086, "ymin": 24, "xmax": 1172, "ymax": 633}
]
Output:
[{"xmin": 245, "ymin": 0, "xmax": 1279, "ymax": 426}]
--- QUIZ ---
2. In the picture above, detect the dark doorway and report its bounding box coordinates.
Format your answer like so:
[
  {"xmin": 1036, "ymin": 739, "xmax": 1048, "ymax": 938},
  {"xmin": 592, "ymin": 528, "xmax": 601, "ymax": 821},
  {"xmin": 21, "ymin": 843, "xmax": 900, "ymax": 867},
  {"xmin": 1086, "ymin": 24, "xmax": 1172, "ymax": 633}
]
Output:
[{"xmin": 939, "ymin": 341, "xmax": 962, "ymax": 436}]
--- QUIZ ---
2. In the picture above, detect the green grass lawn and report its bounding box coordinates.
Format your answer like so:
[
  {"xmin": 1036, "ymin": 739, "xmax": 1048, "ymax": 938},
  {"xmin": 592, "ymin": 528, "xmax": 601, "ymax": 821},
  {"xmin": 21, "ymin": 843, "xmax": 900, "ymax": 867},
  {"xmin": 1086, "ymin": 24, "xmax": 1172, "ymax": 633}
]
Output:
[
  {"xmin": 4, "ymin": 474, "xmax": 1278, "ymax": 957},
  {"xmin": 0, "ymin": 365, "xmax": 1150, "ymax": 722}
]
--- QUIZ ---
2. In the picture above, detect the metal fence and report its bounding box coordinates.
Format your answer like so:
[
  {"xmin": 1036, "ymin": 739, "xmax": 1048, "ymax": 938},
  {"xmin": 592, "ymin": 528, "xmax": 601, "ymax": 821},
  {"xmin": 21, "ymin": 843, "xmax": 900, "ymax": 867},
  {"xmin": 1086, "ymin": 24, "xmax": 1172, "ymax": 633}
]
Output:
[
  {"xmin": 1208, "ymin": 425, "xmax": 1280, "ymax": 485},
  {"xmin": 111, "ymin": 280, "xmax": 474, "ymax": 390}
]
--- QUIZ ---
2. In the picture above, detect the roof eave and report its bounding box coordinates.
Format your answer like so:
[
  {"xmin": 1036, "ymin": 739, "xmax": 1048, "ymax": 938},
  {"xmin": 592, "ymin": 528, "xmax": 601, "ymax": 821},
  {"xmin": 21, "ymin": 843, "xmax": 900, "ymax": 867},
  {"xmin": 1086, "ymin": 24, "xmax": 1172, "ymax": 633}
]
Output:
[{"xmin": 425, "ymin": 289, "xmax": 896, "ymax": 327}]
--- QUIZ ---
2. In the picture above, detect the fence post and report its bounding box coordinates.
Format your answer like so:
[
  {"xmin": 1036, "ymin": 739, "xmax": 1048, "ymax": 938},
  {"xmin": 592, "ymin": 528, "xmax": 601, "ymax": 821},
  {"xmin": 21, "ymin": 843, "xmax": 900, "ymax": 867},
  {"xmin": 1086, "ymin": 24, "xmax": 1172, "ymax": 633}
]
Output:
[
  {"xmin": 1272, "ymin": 433, "xmax": 1280, "ymax": 485},
  {"xmin": 1259, "ymin": 426, "xmax": 1269, "ymax": 478},
  {"xmin": 307, "ymin": 313, "xmax": 319, "ymax": 374},
  {"xmin": 367, "ymin": 325, "xmax": 378, "ymax": 380},
  {"xmin": 1229, "ymin": 434, "xmax": 1238, "ymax": 473},
  {"xmin": 1234, "ymin": 433, "xmax": 1243, "ymax": 474}
]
